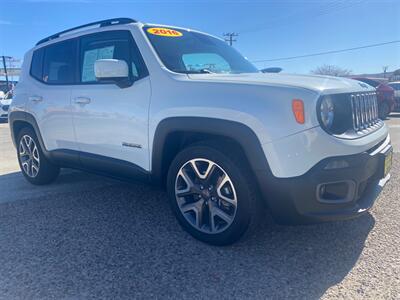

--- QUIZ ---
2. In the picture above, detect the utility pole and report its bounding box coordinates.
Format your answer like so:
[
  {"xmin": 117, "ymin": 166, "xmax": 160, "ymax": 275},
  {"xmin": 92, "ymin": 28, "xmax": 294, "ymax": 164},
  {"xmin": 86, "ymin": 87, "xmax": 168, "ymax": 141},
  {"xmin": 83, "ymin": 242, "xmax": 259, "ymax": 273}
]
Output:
[
  {"xmin": 1, "ymin": 56, "xmax": 11, "ymax": 87},
  {"xmin": 223, "ymin": 33, "xmax": 238, "ymax": 46},
  {"xmin": 382, "ymin": 66, "xmax": 389, "ymax": 78}
]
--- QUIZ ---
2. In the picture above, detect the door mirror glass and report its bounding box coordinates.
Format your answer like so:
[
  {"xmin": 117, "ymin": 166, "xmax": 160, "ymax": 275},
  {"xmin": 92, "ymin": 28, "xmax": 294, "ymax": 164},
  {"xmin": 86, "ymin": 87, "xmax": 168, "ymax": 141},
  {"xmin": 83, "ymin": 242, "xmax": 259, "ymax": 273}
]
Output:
[{"xmin": 94, "ymin": 59, "xmax": 130, "ymax": 88}]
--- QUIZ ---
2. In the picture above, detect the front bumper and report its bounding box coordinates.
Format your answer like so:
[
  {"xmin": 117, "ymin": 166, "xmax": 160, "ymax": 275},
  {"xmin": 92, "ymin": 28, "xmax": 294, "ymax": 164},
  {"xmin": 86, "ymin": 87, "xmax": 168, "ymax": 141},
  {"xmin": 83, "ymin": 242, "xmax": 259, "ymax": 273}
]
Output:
[{"xmin": 257, "ymin": 135, "xmax": 392, "ymax": 224}]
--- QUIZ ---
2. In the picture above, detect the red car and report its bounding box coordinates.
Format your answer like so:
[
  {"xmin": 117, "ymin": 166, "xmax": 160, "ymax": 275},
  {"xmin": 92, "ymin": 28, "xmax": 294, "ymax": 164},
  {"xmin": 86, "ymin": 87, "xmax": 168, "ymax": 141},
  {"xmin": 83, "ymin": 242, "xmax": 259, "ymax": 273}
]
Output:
[{"xmin": 352, "ymin": 77, "xmax": 395, "ymax": 119}]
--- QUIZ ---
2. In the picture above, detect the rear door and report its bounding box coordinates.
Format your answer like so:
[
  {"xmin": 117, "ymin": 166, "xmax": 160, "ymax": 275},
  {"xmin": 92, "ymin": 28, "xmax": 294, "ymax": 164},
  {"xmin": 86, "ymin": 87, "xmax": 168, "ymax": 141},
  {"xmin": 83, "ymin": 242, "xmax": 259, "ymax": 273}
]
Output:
[
  {"xmin": 70, "ymin": 30, "xmax": 151, "ymax": 172},
  {"xmin": 27, "ymin": 39, "xmax": 79, "ymax": 155}
]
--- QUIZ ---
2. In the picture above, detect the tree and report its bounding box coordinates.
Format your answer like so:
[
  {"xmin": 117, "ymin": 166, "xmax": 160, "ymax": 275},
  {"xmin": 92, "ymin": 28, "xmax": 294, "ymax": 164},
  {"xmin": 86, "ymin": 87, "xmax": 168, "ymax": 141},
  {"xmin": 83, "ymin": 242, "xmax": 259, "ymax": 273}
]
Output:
[{"xmin": 311, "ymin": 64, "xmax": 352, "ymax": 77}]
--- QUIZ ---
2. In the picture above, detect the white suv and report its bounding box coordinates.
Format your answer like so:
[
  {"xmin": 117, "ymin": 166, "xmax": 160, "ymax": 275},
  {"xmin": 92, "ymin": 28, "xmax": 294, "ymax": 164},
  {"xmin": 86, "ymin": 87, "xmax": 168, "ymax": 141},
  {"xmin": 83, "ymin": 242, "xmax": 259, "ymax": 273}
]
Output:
[{"xmin": 9, "ymin": 18, "xmax": 392, "ymax": 245}]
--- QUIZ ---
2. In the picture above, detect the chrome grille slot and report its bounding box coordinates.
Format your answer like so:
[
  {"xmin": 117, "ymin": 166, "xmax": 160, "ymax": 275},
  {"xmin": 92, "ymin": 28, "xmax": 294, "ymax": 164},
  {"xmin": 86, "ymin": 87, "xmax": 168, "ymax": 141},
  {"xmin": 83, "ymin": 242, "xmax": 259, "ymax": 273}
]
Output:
[
  {"xmin": 350, "ymin": 92, "xmax": 378, "ymax": 132},
  {"xmin": 366, "ymin": 96, "xmax": 369, "ymax": 125},
  {"xmin": 369, "ymin": 94, "xmax": 374, "ymax": 124},
  {"xmin": 366, "ymin": 95, "xmax": 371, "ymax": 125},
  {"xmin": 369, "ymin": 95, "xmax": 373, "ymax": 125},
  {"xmin": 360, "ymin": 96, "xmax": 362, "ymax": 126}
]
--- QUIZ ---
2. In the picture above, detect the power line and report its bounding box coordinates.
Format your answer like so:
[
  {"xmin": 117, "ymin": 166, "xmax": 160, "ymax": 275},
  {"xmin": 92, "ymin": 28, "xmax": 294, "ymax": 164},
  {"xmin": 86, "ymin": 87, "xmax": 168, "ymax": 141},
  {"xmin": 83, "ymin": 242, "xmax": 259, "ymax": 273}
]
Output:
[
  {"xmin": 251, "ymin": 40, "xmax": 400, "ymax": 63},
  {"xmin": 239, "ymin": 0, "xmax": 364, "ymax": 34}
]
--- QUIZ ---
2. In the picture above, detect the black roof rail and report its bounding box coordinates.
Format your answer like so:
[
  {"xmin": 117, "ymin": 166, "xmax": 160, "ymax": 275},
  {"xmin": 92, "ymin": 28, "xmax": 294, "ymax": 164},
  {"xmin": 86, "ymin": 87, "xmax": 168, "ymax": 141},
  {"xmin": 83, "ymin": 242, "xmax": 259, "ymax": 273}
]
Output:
[{"xmin": 36, "ymin": 17, "xmax": 137, "ymax": 46}]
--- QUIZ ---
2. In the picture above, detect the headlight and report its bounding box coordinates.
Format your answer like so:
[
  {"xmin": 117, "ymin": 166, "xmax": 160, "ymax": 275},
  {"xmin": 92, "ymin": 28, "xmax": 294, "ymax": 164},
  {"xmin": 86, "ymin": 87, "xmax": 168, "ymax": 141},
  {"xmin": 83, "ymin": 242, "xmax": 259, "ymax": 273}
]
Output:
[{"xmin": 319, "ymin": 96, "xmax": 334, "ymax": 130}]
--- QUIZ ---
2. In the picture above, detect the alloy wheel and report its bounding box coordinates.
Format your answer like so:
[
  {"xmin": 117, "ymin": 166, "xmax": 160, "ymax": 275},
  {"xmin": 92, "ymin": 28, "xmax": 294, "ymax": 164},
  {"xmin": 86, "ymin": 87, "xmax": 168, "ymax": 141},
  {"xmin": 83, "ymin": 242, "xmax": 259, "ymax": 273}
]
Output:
[
  {"xmin": 19, "ymin": 135, "xmax": 40, "ymax": 178},
  {"xmin": 175, "ymin": 158, "xmax": 237, "ymax": 234}
]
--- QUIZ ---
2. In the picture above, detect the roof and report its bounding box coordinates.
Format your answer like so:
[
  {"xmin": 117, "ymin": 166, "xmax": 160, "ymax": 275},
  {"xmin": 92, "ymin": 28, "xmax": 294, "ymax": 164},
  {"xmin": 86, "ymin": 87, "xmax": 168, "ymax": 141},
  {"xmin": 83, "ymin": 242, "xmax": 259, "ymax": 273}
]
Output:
[{"xmin": 36, "ymin": 18, "xmax": 137, "ymax": 46}]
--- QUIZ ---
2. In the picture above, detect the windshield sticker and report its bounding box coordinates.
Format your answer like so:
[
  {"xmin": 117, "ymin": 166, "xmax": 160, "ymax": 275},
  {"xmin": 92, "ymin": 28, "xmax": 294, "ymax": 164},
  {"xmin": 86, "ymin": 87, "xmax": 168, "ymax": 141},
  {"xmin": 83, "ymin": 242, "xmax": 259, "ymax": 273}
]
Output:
[{"xmin": 147, "ymin": 27, "xmax": 183, "ymax": 37}]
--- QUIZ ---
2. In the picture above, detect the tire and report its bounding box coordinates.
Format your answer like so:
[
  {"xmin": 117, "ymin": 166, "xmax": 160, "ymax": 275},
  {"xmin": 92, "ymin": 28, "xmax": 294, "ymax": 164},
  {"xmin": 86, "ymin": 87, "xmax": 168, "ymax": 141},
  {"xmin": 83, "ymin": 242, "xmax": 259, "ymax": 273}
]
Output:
[
  {"xmin": 167, "ymin": 142, "xmax": 260, "ymax": 245},
  {"xmin": 16, "ymin": 127, "xmax": 60, "ymax": 185},
  {"xmin": 379, "ymin": 102, "xmax": 390, "ymax": 119}
]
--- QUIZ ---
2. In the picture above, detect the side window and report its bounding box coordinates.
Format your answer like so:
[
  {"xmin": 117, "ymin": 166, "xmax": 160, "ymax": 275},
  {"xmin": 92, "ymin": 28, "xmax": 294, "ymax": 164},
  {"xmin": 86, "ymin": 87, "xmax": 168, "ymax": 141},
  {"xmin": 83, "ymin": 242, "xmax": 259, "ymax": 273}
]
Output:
[
  {"xmin": 30, "ymin": 48, "xmax": 44, "ymax": 81},
  {"xmin": 79, "ymin": 31, "xmax": 148, "ymax": 84},
  {"xmin": 43, "ymin": 39, "xmax": 77, "ymax": 84},
  {"xmin": 81, "ymin": 45, "xmax": 115, "ymax": 82}
]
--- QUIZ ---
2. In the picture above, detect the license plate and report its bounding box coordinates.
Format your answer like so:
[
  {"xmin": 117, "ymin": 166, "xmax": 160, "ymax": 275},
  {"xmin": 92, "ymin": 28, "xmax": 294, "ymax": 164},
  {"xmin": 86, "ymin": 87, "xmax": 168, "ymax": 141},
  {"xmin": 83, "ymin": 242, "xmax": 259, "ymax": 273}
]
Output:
[{"xmin": 384, "ymin": 148, "xmax": 393, "ymax": 177}]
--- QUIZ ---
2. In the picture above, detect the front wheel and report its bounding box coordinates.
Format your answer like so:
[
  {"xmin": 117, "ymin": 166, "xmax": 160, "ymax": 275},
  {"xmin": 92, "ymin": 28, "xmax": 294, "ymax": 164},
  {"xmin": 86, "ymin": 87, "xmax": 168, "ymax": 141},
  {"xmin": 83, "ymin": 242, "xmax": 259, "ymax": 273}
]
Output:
[
  {"xmin": 17, "ymin": 127, "xmax": 60, "ymax": 185},
  {"xmin": 167, "ymin": 143, "xmax": 259, "ymax": 245}
]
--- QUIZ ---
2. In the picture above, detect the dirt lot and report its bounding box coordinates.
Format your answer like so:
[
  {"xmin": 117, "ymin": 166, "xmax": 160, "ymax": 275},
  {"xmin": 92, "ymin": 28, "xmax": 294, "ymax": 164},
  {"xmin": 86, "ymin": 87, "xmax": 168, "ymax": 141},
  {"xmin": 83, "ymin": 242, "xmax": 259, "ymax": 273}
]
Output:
[{"xmin": 0, "ymin": 115, "xmax": 399, "ymax": 299}]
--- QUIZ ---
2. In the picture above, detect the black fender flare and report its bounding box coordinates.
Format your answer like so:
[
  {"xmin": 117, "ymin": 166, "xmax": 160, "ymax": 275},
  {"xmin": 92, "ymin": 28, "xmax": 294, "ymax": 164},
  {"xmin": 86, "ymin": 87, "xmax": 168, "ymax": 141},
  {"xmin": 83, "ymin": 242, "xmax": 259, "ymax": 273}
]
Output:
[
  {"xmin": 9, "ymin": 111, "xmax": 82, "ymax": 168},
  {"xmin": 151, "ymin": 117, "xmax": 307, "ymax": 223},
  {"xmin": 151, "ymin": 117, "xmax": 272, "ymax": 183},
  {"xmin": 8, "ymin": 111, "xmax": 47, "ymax": 152}
]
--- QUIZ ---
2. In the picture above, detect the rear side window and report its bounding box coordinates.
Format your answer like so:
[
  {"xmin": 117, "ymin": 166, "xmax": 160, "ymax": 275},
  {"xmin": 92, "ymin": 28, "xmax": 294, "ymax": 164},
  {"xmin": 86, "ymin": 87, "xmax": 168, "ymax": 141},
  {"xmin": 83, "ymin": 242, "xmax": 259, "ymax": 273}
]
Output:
[
  {"xmin": 30, "ymin": 48, "xmax": 44, "ymax": 81},
  {"xmin": 79, "ymin": 30, "xmax": 148, "ymax": 83},
  {"xmin": 42, "ymin": 39, "xmax": 77, "ymax": 84}
]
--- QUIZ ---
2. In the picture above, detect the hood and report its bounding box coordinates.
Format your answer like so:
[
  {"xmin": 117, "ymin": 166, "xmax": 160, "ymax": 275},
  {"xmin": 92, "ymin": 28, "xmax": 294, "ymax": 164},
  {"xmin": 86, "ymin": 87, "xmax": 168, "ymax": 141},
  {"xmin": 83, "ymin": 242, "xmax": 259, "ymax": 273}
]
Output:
[{"xmin": 187, "ymin": 73, "xmax": 375, "ymax": 94}]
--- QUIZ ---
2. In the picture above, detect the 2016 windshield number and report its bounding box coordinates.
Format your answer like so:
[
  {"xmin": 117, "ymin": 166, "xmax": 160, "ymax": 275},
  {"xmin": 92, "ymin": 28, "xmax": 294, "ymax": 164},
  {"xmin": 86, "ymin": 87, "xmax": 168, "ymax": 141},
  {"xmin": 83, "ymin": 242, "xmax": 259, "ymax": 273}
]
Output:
[{"xmin": 147, "ymin": 28, "xmax": 182, "ymax": 37}]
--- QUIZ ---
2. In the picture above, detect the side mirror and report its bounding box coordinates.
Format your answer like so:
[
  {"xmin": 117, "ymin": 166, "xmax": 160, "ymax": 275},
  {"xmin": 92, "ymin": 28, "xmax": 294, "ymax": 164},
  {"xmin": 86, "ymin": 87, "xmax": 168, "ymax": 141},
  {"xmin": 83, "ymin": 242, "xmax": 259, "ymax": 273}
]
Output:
[{"xmin": 94, "ymin": 59, "xmax": 131, "ymax": 88}]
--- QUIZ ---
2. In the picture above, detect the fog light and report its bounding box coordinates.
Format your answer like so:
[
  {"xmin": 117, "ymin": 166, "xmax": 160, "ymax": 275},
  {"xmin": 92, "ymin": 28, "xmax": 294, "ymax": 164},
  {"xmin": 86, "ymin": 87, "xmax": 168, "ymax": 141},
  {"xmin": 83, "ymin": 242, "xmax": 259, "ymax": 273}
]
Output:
[
  {"xmin": 317, "ymin": 180, "xmax": 356, "ymax": 203},
  {"xmin": 324, "ymin": 160, "xmax": 350, "ymax": 170}
]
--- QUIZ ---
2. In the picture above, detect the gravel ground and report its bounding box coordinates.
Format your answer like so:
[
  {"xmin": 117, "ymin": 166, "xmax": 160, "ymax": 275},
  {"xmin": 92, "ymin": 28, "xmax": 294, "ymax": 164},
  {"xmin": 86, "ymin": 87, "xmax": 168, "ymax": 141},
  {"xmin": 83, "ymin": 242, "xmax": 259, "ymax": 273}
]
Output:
[{"xmin": 0, "ymin": 120, "xmax": 399, "ymax": 299}]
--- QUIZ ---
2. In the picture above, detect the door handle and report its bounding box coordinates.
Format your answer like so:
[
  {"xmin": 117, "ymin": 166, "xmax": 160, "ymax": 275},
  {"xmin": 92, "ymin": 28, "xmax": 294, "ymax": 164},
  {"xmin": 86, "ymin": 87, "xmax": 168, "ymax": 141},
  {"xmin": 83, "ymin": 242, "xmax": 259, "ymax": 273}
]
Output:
[
  {"xmin": 29, "ymin": 95, "xmax": 43, "ymax": 103},
  {"xmin": 74, "ymin": 97, "xmax": 91, "ymax": 105}
]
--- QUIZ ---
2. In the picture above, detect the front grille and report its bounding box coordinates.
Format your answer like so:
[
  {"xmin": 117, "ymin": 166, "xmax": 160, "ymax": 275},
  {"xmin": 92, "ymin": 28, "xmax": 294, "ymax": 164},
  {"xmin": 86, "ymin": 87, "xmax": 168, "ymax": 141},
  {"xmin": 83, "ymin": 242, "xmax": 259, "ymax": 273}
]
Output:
[
  {"xmin": 2, "ymin": 105, "xmax": 9, "ymax": 111},
  {"xmin": 350, "ymin": 93, "xmax": 379, "ymax": 131}
]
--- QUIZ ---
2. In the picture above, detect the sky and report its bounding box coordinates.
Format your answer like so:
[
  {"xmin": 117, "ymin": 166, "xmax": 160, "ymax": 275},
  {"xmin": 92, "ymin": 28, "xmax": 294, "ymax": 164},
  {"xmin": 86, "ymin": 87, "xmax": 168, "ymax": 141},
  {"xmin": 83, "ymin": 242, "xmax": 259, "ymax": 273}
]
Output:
[{"xmin": 0, "ymin": 0, "xmax": 399, "ymax": 79}]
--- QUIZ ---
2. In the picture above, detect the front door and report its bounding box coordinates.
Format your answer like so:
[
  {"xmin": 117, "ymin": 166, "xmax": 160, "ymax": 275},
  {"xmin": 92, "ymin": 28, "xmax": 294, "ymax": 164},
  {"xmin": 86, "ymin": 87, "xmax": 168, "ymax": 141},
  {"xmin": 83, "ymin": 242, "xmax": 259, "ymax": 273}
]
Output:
[{"xmin": 70, "ymin": 30, "xmax": 151, "ymax": 172}]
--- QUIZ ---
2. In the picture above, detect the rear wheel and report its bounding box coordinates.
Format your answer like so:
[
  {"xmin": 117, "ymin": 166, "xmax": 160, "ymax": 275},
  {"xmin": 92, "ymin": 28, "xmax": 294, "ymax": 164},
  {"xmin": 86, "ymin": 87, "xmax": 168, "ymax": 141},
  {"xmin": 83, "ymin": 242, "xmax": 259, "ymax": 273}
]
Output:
[
  {"xmin": 167, "ymin": 143, "xmax": 260, "ymax": 245},
  {"xmin": 17, "ymin": 127, "xmax": 60, "ymax": 185}
]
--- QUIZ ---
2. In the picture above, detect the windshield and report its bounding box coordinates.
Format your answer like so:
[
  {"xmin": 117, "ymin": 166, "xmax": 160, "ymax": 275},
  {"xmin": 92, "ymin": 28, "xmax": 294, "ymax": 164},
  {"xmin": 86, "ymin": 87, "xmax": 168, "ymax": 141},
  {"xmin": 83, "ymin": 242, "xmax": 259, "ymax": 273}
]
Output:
[
  {"xmin": 143, "ymin": 26, "xmax": 259, "ymax": 74},
  {"xmin": 355, "ymin": 78, "xmax": 380, "ymax": 87}
]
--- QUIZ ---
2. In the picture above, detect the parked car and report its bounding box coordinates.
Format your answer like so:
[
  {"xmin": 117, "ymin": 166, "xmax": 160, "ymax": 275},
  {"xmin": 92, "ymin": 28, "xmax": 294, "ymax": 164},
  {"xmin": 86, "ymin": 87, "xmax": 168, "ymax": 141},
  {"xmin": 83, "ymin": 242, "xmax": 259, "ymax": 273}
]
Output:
[
  {"xmin": 388, "ymin": 81, "xmax": 400, "ymax": 111},
  {"xmin": 9, "ymin": 18, "xmax": 392, "ymax": 245},
  {"xmin": 352, "ymin": 77, "xmax": 396, "ymax": 118},
  {"xmin": 0, "ymin": 91, "xmax": 13, "ymax": 120}
]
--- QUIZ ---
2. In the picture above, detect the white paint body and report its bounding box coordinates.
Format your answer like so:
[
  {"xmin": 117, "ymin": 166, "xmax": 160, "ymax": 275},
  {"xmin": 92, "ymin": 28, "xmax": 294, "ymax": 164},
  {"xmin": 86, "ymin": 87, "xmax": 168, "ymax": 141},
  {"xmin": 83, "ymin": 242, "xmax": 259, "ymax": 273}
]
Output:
[
  {"xmin": 94, "ymin": 59, "xmax": 129, "ymax": 79},
  {"xmin": 11, "ymin": 22, "xmax": 390, "ymax": 178}
]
